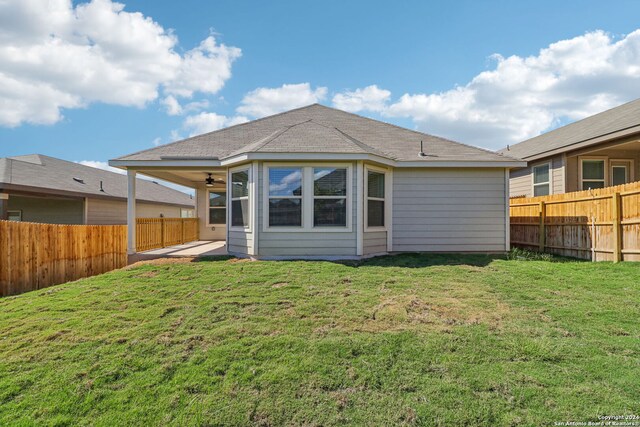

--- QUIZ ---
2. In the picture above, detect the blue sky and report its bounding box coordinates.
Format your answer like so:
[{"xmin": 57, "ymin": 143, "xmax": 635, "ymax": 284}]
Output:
[{"xmin": 1, "ymin": 0, "xmax": 640, "ymax": 174}]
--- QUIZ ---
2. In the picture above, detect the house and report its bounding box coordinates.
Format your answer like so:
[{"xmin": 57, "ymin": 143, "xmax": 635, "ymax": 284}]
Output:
[
  {"xmin": 110, "ymin": 104, "xmax": 525, "ymax": 259},
  {"xmin": 0, "ymin": 154, "xmax": 194, "ymax": 224},
  {"xmin": 500, "ymin": 98, "xmax": 640, "ymax": 197}
]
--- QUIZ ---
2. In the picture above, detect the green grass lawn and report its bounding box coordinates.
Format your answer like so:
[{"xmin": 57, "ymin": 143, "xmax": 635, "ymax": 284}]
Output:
[{"xmin": 0, "ymin": 254, "xmax": 638, "ymax": 426}]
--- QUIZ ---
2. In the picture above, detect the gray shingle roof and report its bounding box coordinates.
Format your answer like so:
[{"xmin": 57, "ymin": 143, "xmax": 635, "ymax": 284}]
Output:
[
  {"xmin": 116, "ymin": 104, "xmax": 516, "ymax": 163},
  {"xmin": 0, "ymin": 154, "xmax": 194, "ymax": 207},
  {"xmin": 498, "ymin": 98, "xmax": 640, "ymax": 160}
]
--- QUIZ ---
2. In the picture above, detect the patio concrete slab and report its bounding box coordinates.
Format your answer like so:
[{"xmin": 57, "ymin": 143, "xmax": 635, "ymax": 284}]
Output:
[{"xmin": 128, "ymin": 241, "xmax": 227, "ymax": 264}]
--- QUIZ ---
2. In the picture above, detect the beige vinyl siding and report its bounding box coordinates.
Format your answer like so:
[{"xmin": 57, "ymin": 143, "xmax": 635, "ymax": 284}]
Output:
[
  {"xmin": 257, "ymin": 162, "xmax": 358, "ymax": 257},
  {"xmin": 363, "ymin": 230, "xmax": 387, "ymax": 255},
  {"xmin": 551, "ymin": 155, "xmax": 565, "ymax": 194},
  {"xmin": 8, "ymin": 194, "xmax": 84, "ymax": 224},
  {"xmin": 86, "ymin": 199, "xmax": 126, "ymax": 224},
  {"xmin": 565, "ymin": 155, "xmax": 579, "ymax": 192},
  {"xmin": 392, "ymin": 168, "xmax": 507, "ymax": 252},
  {"xmin": 137, "ymin": 203, "xmax": 184, "ymax": 218},
  {"xmin": 86, "ymin": 198, "xmax": 187, "ymax": 225},
  {"xmin": 508, "ymin": 166, "xmax": 531, "ymax": 197},
  {"xmin": 508, "ymin": 155, "xmax": 565, "ymax": 197},
  {"xmin": 195, "ymin": 184, "xmax": 226, "ymax": 241}
]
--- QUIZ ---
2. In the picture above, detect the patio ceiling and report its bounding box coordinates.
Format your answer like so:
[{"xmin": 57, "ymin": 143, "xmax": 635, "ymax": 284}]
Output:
[
  {"xmin": 133, "ymin": 168, "xmax": 227, "ymax": 189},
  {"xmin": 569, "ymin": 138, "xmax": 640, "ymax": 157}
]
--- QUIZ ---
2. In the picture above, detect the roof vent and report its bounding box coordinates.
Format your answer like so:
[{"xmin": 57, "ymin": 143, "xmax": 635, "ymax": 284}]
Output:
[
  {"xmin": 418, "ymin": 140, "xmax": 428, "ymax": 157},
  {"xmin": 73, "ymin": 177, "xmax": 85, "ymax": 184},
  {"xmin": 506, "ymin": 144, "xmax": 510, "ymax": 151},
  {"xmin": 99, "ymin": 181, "xmax": 105, "ymax": 192}
]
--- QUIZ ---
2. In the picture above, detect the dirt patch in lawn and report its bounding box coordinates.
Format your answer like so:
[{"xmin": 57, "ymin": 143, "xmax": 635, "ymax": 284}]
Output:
[
  {"xmin": 363, "ymin": 294, "xmax": 510, "ymax": 332},
  {"xmin": 123, "ymin": 257, "xmax": 197, "ymax": 270},
  {"xmin": 227, "ymin": 257, "xmax": 253, "ymax": 263}
]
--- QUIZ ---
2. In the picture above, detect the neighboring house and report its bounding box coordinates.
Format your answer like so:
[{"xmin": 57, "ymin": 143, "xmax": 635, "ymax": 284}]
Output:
[
  {"xmin": 0, "ymin": 154, "xmax": 194, "ymax": 224},
  {"xmin": 110, "ymin": 104, "xmax": 524, "ymax": 259},
  {"xmin": 500, "ymin": 98, "xmax": 640, "ymax": 197}
]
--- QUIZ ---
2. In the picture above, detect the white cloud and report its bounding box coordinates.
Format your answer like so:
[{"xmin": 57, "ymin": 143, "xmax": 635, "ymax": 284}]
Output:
[
  {"xmin": 0, "ymin": 0, "xmax": 240, "ymax": 127},
  {"xmin": 161, "ymin": 95, "xmax": 210, "ymax": 116},
  {"xmin": 170, "ymin": 129, "xmax": 183, "ymax": 142},
  {"xmin": 77, "ymin": 160, "xmax": 124, "ymax": 174},
  {"xmin": 269, "ymin": 170, "xmax": 302, "ymax": 194},
  {"xmin": 182, "ymin": 112, "xmax": 248, "ymax": 136},
  {"xmin": 382, "ymin": 29, "xmax": 640, "ymax": 149},
  {"xmin": 161, "ymin": 95, "xmax": 182, "ymax": 116},
  {"xmin": 332, "ymin": 85, "xmax": 391, "ymax": 113},
  {"xmin": 164, "ymin": 36, "xmax": 241, "ymax": 98},
  {"xmin": 183, "ymin": 99, "xmax": 210, "ymax": 113},
  {"xmin": 237, "ymin": 83, "xmax": 327, "ymax": 118},
  {"xmin": 152, "ymin": 137, "xmax": 162, "ymax": 146}
]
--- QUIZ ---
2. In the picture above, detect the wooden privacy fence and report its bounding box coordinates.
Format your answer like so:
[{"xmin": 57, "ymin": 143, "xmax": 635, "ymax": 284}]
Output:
[
  {"xmin": 510, "ymin": 181, "xmax": 640, "ymax": 261},
  {"xmin": 0, "ymin": 221, "xmax": 127, "ymax": 296},
  {"xmin": 136, "ymin": 217, "xmax": 199, "ymax": 252}
]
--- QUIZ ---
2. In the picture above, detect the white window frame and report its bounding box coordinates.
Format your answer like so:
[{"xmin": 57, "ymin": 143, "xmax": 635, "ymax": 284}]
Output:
[
  {"xmin": 228, "ymin": 165, "xmax": 252, "ymax": 232},
  {"xmin": 364, "ymin": 164, "xmax": 389, "ymax": 232},
  {"xmin": 263, "ymin": 162, "xmax": 352, "ymax": 233},
  {"xmin": 531, "ymin": 162, "xmax": 551, "ymax": 197},
  {"xmin": 579, "ymin": 156, "xmax": 608, "ymax": 191},
  {"xmin": 206, "ymin": 189, "xmax": 226, "ymax": 226},
  {"xmin": 265, "ymin": 165, "xmax": 304, "ymax": 229},
  {"xmin": 312, "ymin": 166, "xmax": 350, "ymax": 229},
  {"xmin": 610, "ymin": 159, "xmax": 634, "ymax": 187}
]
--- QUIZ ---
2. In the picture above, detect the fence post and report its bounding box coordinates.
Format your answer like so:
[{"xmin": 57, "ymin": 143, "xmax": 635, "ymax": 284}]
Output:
[
  {"xmin": 161, "ymin": 218, "xmax": 166, "ymax": 248},
  {"xmin": 538, "ymin": 201, "xmax": 546, "ymax": 252},
  {"xmin": 612, "ymin": 192, "xmax": 621, "ymax": 262}
]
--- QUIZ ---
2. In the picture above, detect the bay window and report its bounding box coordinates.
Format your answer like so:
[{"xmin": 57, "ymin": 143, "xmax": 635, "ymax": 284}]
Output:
[
  {"xmin": 313, "ymin": 168, "xmax": 347, "ymax": 227},
  {"xmin": 366, "ymin": 169, "xmax": 385, "ymax": 228},
  {"xmin": 230, "ymin": 169, "xmax": 250, "ymax": 228},
  {"xmin": 265, "ymin": 164, "xmax": 351, "ymax": 231},
  {"xmin": 268, "ymin": 167, "xmax": 303, "ymax": 227}
]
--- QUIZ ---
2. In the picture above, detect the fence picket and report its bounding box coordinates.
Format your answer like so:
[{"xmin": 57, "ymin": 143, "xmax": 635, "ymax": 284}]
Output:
[
  {"xmin": 0, "ymin": 221, "xmax": 127, "ymax": 296},
  {"xmin": 510, "ymin": 180, "xmax": 640, "ymax": 261},
  {"xmin": 135, "ymin": 218, "xmax": 199, "ymax": 252}
]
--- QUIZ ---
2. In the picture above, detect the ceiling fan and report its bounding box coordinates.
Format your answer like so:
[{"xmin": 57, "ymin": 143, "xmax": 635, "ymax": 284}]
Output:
[{"xmin": 205, "ymin": 173, "xmax": 225, "ymax": 187}]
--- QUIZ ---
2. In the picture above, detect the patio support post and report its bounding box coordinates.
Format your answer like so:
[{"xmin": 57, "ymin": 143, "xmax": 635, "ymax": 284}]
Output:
[{"xmin": 127, "ymin": 170, "xmax": 136, "ymax": 254}]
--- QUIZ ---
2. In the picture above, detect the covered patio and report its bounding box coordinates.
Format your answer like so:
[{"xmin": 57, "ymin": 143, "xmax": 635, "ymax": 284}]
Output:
[{"xmin": 112, "ymin": 165, "xmax": 230, "ymax": 256}]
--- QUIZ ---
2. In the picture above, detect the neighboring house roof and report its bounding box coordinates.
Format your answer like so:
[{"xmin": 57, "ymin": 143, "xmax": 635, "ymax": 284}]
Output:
[
  {"xmin": 498, "ymin": 98, "xmax": 640, "ymax": 161},
  {"xmin": 0, "ymin": 154, "xmax": 194, "ymax": 207},
  {"xmin": 113, "ymin": 104, "xmax": 521, "ymax": 165}
]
